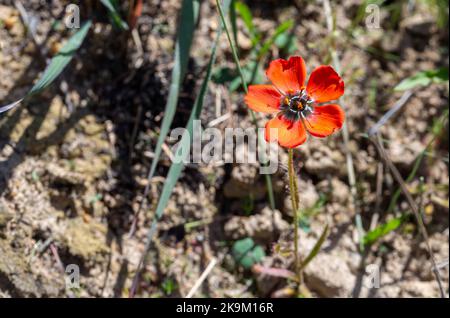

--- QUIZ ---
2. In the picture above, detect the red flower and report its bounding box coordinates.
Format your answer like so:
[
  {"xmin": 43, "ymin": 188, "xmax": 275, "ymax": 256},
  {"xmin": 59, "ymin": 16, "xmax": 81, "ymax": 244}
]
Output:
[{"xmin": 245, "ymin": 56, "xmax": 345, "ymax": 148}]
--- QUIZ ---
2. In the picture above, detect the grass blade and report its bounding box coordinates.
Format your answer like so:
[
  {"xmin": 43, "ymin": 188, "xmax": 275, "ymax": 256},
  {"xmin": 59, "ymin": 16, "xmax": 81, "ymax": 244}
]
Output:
[
  {"xmin": 322, "ymin": 0, "xmax": 365, "ymax": 252},
  {"xmin": 129, "ymin": 1, "xmax": 231, "ymax": 297},
  {"xmin": 143, "ymin": 0, "xmax": 199, "ymax": 191},
  {"xmin": 151, "ymin": 5, "xmax": 226, "ymax": 239},
  {"xmin": 299, "ymin": 224, "xmax": 329, "ymax": 271},
  {"xmin": 235, "ymin": 1, "xmax": 257, "ymax": 44},
  {"xmin": 394, "ymin": 67, "xmax": 449, "ymax": 91},
  {"xmin": 100, "ymin": 0, "xmax": 129, "ymax": 30},
  {"xmin": 216, "ymin": 0, "xmax": 276, "ymax": 210},
  {"xmin": 229, "ymin": 0, "xmax": 239, "ymax": 51},
  {"xmin": 129, "ymin": 0, "xmax": 200, "ymax": 235},
  {"xmin": 363, "ymin": 214, "xmax": 408, "ymax": 246},
  {"xmin": 258, "ymin": 19, "xmax": 294, "ymax": 59},
  {"xmin": 0, "ymin": 21, "xmax": 92, "ymax": 114}
]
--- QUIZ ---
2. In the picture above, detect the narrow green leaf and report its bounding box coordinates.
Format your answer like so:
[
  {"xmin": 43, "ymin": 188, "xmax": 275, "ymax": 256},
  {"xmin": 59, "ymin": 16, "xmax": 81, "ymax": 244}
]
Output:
[
  {"xmin": 235, "ymin": 1, "xmax": 256, "ymax": 42},
  {"xmin": 229, "ymin": 0, "xmax": 239, "ymax": 51},
  {"xmin": 144, "ymin": 0, "xmax": 200, "ymax": 187},
  {"xmin": 394, "ymin": 68, "xmax": 449, "ymax": 91},
  {"xmin": 229, "ymin": 60, "xmax": 264, "ymax": 91},
  {"xmin": 1, "ymin": 21, "xmax": 92, "ymax": 113},
  {"xmin": 299, "ymin": 224, "xmax": 329, "ymax": 271},
  {"xmin": 274, "ymin": 32, "xmax": 298, "ymax": 55},
  {"xmin": 100, "ymin": 0, "xmax": 129, "ymax": 30},
  {"xmin": 216, "ymin": 0, "xmax": 276, "ymax": 210},
  {"xmin": 363, "ymin": 215, "xmax": 408, "ymax": 246},
  {"xmin": 212, "ymin": 66, "xmax": 238, "ymax": 84},
  {"xmin": 258, "ymin": 19, "xmax": 294, "ymax": 59},
  {"xmin": 141, "ymin": 0, "xmax": 231, "ymax": 247}
]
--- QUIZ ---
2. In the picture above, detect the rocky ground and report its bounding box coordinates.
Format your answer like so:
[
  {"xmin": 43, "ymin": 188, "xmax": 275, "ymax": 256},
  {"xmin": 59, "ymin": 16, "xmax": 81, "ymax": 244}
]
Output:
[{"xmin": 0, "ymin": 0, "xmax": 448, "ymax": 297}]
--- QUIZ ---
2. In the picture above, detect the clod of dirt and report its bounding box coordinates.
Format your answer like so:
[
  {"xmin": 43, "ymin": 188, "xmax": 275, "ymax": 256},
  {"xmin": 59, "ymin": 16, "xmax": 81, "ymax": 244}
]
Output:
[
  {"xmin": 304, "ymin": 253, "xmax": 356, "ymax": 297},
  {"xmin": 300, "ymin": 142, "xmax": 346, "ymax": 177},
  {"xmin": 224, "ymin": 207, "xmax": 288, "ymax": 244},
  {"xmin": 57, "ymin": 218, "xmax": 109, "ymax": 262},
  {"xmin": 0, "ymin": 200, "xmax": 13, "ymax": 231},
  {"xmin": 401, "ymin": 15, "xmax": 436, "ymax": 37},
  {"xmin": 254, "ymin": 256, "xmax": 288, "ymax": 297},
  {"xmin": 45, "ymin": 162, "xmax": 87, "ymax": 187},
  {"xmin": 386, "ymin": 137, "xmax": 423, "ymax": 169},
  {"xmin": 223, "ymin": 164, "xmax": 267, "ymax": 200},
  {"xmin": 316, "ymin": 178, "xmax": 350, "ymax": 205},
  {"xmin": 0, "ymin": 240, "xmax": 41, "ymax": 297}
]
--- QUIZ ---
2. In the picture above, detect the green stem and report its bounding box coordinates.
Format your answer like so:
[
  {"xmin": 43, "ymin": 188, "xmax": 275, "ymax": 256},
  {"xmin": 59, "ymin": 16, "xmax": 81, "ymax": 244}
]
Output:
[{"xmin": 288, "ymin": 148, "xmax": 301, "ymax": 286}]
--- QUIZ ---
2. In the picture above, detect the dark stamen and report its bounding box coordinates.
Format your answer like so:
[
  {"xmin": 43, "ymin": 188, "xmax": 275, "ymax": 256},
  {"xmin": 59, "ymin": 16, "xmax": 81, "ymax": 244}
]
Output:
[{"xmin": 279, "ymin": 90, "xmax": 314, "ymax": 124}]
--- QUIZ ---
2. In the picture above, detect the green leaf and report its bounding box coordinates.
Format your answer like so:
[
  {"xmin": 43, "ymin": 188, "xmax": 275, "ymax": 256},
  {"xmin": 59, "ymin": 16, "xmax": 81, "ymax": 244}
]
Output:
[
  {"xmin": 363, "ymin": 215, "xmax": 408, "ymax": 246},
  {"xmin": 100, "ymin": 0, "xmax": 129, "ymax": 30},
  {"xmin": 299, "ymin": 224, "xmax": 329, "ymax": 271},
  {"xmin": 235, "ymin": 1, "xmax": 257, "ymax": 43},
  {"xmin": 216, "ymin": 0, "xmax": 276, "ymax": 210},
  {"xmin": 232, "ymin": 238, "xmax": 265, "ymax": 269},
  {"xmin": 143, "ymin": 0, "xmax": 200, "ymax": 190},
  {"xmin": 161, "ymin": 278, "xmax": 177, "ymax": 295},
  {"xmin": 212, "ymin": 42, "xmax": 264, "ymax": 88},
  {"xmin": 258, "ymin": 19, "xmax": 294, "ymax": 59},
  {"xmin": 274, "ymin": 32, "xmax": 298, "ymax": 55},
  {"xmin": 229, "ymin": 0, "xmax": 239, "ymax": 51},
  {"xmin": 394, "ymin": 68, "xmax": 449, "ymax": 91},
  {"xmin": 299, "ymin": 217, "xmax": 311, "ymax": 233},
  {"xmin": 212, "ymin": 66, "xmax": 238, "ymax": 84},
  {"xmin": 141, "ymin": 0, "xmax": 231, "ymax": 248},
  {"xmin": 229, "ymin": 60, "xmax": 264, "ymax": 91},
  {"xmin": 0, "ymin": 21, "xmax": 92, "ymax": 113}
]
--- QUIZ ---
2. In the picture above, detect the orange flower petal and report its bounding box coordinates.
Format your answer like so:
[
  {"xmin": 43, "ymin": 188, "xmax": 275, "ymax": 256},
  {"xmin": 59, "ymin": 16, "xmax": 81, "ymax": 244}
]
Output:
[
  {"xmin": 306, "ymin": 65, "xmax": 344, "ymax": 103},
  {"xmin": 266, "ymin": 56, "xmax": 307, "ymax": 94},
  {"xmin": 265, "ymin": 115, "xmax": 307, "ymax": 148},
  {"xmin": 244, "ymin": 85, "xmax": 282, "ymax": 113},
  {"xmin": 304, "ymin": 104, "xmax": 345, "ymax": 138}
]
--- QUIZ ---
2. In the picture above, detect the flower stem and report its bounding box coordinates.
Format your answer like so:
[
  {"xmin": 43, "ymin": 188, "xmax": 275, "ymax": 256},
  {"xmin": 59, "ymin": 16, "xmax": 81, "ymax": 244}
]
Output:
[{"xmin": 288, "ymin": 148, "xmax": 302, "ymax": 287}]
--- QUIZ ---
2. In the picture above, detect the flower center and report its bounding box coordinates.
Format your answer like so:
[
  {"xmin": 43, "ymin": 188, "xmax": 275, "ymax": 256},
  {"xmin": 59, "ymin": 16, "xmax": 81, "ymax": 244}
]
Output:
[{"xmin": 280, "ymin": 89, "xmax": 314, "ymax": 122}]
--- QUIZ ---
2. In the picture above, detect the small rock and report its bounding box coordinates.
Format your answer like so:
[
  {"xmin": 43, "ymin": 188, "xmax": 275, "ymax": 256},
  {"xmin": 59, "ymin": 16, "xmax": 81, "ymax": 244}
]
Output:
[
  {"xmin": 304, "ymin": 253, "xmax": 355, "ymax": 297},
  {"xmin": 224, "ymin": 207, "xmax": 289, "ymax": 243},
  {"xmin": 317, "ymin": 178, "xmax": 350, "ymax": 205},
  {"xmin": 399, "ymin": 281, "xmax": 440, "ymax": 298},
  {"xmin": 45, "ymin": 162, "xmax": 86, "ymax": 186},
  {"xmin": 254, "ymin": 256, "xmax": 286, "ymax": 297}
]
